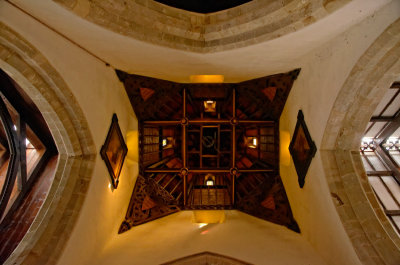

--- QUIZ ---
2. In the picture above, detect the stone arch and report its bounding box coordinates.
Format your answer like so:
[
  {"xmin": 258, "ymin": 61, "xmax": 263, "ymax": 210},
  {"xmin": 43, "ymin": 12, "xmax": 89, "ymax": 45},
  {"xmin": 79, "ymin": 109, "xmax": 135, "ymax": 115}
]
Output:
[
  {"xmin": 54, "ymin": 0, "xmax": 351, "ymax": 53},
  {"xmin": 0, "ymin": 22, "xmax": 96, "ymax": 265},
  {"xmin": 161, "ymin": 251, "xmax": 251, "ymax": 265},
  {"xmin": 321, "ymin": 19, "xmax": 400, "ymax": 264}
]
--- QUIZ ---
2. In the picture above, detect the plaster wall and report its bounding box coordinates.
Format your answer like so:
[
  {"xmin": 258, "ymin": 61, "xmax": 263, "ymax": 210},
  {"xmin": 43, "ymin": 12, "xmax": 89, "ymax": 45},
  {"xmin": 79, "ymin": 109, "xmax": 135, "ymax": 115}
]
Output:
[{"xmin": 94, "ymin": 211, "xmax": 327, "ymax": 265}]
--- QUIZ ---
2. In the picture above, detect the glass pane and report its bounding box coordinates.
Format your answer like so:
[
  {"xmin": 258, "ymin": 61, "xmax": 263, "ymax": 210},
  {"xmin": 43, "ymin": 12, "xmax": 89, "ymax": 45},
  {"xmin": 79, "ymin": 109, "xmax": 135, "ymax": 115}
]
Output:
[
  {"xmin": 365, "ymin": 153, "xmax": 388, "ymax": 171},
  {"xmin": 361, "ymin": 155, "xmax": 374, "ymax": 171},
  {"xmin": 382, "ymin": 176, "xmax": 400, "ymax": 205},
  {"xmin": 368, "ymin": 176, "xmax": 400, "ymax": 210},
  {"xmin": 0, "ymin": 118, "xmax": 10, "ymax": 194},
  {"xmin": 26, "ymin": 124, "xmax": 45, "ymax": 179},
  {"xmin": 0, "ymin": 172, "xmax": 20, "ymax": 222},
  {"xmin": 389, "ymin": 150, "xmax": 400, "ymax": 167},
  {"xmin": 391, "ymin": 215, "xmax": 400, "ymax": 233}
]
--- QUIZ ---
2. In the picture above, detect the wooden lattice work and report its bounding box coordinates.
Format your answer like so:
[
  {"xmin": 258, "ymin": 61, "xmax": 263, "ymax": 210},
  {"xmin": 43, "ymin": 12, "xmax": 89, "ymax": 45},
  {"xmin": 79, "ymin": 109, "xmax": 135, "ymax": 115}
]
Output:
[{"xmin": 117, "ymin": 69, "xmax": 300, "ymax": 233}]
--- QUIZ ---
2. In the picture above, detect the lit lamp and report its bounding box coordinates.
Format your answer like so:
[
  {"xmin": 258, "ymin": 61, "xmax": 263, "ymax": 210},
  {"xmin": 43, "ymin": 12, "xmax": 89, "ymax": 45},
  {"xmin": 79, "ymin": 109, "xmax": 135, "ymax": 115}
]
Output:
[
  {"xmin": 204, "ymin": 100, "xmax": 216, "ymax": 112},
  {"xmin": 247, "ymin": 137, "xmax": 258, "ymax": 148},
  {"xmin": 205, "ymin": 174, "xmax": 215, "ymax": 186},
  {"xmin": 162, "ymin": 137, "xmax": 174, "ymax": 149}
]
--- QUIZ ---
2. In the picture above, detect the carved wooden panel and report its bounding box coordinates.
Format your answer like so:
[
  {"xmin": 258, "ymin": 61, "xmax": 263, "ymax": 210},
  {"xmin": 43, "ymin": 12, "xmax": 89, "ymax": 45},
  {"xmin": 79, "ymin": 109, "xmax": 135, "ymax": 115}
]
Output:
[
  {"xmin": 119, "ymin": 175, "xmax": 180, "ymax": 233},
  {"xmin": 117, "ymin": 69, "xmax": 301, "ymax": 233}
]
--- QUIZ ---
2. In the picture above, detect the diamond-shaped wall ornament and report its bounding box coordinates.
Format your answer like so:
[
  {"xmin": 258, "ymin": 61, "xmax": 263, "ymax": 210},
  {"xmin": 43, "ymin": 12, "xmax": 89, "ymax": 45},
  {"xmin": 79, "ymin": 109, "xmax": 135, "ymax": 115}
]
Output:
[
  {"xmin": 100, "ymin": 114, "xmax": 128, "ymax": 189},
  {"xmin": 289, "ymin": 110, "xmax": 317, "ymax": 188}
]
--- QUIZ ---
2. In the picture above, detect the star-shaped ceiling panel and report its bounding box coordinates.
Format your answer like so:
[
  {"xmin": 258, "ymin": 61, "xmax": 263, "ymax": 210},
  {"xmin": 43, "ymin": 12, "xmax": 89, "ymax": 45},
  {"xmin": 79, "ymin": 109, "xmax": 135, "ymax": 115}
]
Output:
[{"xmin": 116, "ymin": 69, "xmax": 300, "ymax": 233}]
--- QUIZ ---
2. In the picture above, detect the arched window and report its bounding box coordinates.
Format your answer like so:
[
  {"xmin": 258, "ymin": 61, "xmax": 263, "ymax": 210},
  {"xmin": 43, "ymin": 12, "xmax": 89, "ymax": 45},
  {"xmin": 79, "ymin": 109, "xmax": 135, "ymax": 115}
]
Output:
[
  {"xmin": 360, "ymin": 81, "xmax": 400, "ymax": 233},
  {"xmin": 0, "ymin": 69, "xmax": 58, "ymax": 263}
]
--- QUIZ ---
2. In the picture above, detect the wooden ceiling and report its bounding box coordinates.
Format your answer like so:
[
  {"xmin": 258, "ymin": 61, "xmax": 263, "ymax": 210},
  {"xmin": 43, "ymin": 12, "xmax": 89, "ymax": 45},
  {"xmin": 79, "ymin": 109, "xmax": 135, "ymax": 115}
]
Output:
[{"xmin": 116, "ymin": 69, "xmax": 301, "ymax": 233}]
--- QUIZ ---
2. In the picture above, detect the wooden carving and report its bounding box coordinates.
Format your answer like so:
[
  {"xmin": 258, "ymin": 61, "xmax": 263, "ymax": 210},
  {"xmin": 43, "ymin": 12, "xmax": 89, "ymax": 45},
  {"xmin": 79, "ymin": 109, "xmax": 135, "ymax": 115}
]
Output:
[
  {"xmin": 117, "ymin": 69, "xmax": 300, "ymax": 233},
  {"xmin": 119, "ymin": 175, "xmax": 180, "ymax": 233},
  {"xmin": 236, "ymin": 174, "xmax": 300, "ymax": 232},
  {"xmin": 289, "ymin": 110, "xmax": 317, "ymax": 188},
  {"xmin": 100, "ymin": 114, "xmax": 128, "ymax": 189}
]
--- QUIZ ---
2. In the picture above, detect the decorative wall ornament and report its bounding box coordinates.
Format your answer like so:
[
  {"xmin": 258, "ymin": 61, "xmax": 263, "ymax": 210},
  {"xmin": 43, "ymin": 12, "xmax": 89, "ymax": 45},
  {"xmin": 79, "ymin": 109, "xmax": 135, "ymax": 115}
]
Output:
[
  {"xmin": 100, "ymin": 114, "xmax": 128, "ymax": 189},
  {"xmin": 289, "ymin": 110, "xmax": 317, "ymax": 188}
]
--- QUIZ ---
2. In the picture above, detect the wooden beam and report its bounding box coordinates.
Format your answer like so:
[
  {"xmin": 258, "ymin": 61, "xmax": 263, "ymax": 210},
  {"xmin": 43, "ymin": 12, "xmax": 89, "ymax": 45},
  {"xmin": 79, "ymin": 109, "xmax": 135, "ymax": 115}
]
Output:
[
  {"xmin": 145, "ymin": 169, "xmax": 180, "ymax": 173},
  {"xmin": 370, "ymin": 116, "xmax": 395, "ymax": 122},
  {"xmin": 190, "ymin": 169, "xmax": 230, "ymax": 173},
  {"xmin": 0, "ymin": 70, "xmax": 55, "ymax": 151},
  {"xmin": 0, "ymin": 150, "xmax": 52, "ymax": 225},
  {"xmin": 239, "ymin": 169, "xmax": 275, "ymax": 173},
  {"xmin": 375, "ymin": 144, "xmax": 400, "ymax": 183},
  {"xmin": 391, "ymin": 82, "xmax": 400, "ymax": 89},
  {"xmin": 0, "ymin": 97, "xmax": 20, "ymax": 220},
  {"xmin": 17, "ymin": 118, "xmax": 27, "ymax": 189},
  {"xmin": 385, "ymin": 209, "xmax": 400, "ymax": 215},
  {"xmin": 143, "ymin": 120, "xmax": 180, "ymax": 125},
  {"xmin": 366, "ymin": 170, "xmax": 393, "ymax": 176},
  {"xmin": 190, "ymin": 119, "xmax": 230, "ymax": 124},
  {"xmin": 365, "ymin": 89, "xmax": 400, "ymax": 136},
  {"xmin": 376, "ymin": 110, "xmax": 400, "ymax": 142},
  {"xmin": 238, "ymin": 120, "xmax": 275, "ymax": 124}
]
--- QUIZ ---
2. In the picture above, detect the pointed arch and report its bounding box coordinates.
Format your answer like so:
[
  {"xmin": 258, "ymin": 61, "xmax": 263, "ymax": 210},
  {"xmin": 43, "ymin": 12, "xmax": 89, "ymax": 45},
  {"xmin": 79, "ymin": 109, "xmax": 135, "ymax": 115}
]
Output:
[
  {"xmin": 0, "ymin": 22, "xmax": 96, "ymax": 265},
  {"xmin": 321, "ymin": 18, "xmax": 400, "ymax": 265}
]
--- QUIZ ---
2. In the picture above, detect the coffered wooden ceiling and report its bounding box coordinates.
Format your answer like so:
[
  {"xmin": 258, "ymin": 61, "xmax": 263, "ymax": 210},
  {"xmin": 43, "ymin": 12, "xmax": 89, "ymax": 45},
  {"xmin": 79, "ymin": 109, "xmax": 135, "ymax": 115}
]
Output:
[{"xmin": 116, "ymin": 69, "xmax": 301, "ymax": 233}]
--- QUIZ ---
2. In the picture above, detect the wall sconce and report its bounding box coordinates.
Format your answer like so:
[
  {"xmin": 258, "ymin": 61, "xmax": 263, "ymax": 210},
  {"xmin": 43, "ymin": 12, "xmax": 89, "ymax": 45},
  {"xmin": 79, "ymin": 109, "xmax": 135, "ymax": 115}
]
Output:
[
  {"xmin": 205, "ymin": 174, "xmax": 215, "ymax": 186},
  {"xmin": 204, "ymin": 100, "xmax": 216, "ymax": 112},
  {"xmin": 246, "ymin": 137, "xmax": 258, "ymax": 148},
  {"xmin": 162, "ymin": 137, "xmax": 174, "ymax": 149}
]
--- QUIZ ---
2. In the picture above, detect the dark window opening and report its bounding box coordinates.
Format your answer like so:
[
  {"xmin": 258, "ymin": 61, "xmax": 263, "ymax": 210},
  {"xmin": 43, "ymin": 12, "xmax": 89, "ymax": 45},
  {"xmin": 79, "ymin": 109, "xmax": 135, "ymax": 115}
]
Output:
[{"xmin": 0, "ymin": 69, "xmax": 58, "ymax": 264}]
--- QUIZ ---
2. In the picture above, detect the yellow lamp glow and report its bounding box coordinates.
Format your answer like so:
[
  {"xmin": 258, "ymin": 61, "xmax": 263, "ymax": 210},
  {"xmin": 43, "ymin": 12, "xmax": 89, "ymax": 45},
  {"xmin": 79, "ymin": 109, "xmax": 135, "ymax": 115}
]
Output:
[
  {"xmin": 192, "ymin": 210, "xmax": 225, "ymax": 224},
  {"xmin": 206, "ymin": 180, "xmax": 214, "ymax": 186},
  {"xmin": 280, "ymin": 130, "xmax": 291, "ymax": 166},
  {"xmin": 190, "ymin": 75, "xmax": 224, "ymax": 83},
  {"xmin": 203, "ymin": 100, "xmax": 217, "ymax": 112},
  {"xmin": 126, "ymin": 130, "xmax": 139, "ymax": 163},
  {"xmin": 247, "ymin": 137, "xmax": 258, "ymax": 148},
  {"xmin": 205, "ymin": 174, "xmax": 215, "ymax": 186}
]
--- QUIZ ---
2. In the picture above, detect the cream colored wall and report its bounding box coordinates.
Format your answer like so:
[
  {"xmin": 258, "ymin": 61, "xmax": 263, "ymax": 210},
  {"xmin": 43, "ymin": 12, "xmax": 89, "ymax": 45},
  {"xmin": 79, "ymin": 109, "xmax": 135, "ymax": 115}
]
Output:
[
  {"xmin": 1, "ymin": 1, "xmax": 400, "ymax": 265},
  {"xmin": 94, "ymin": 211, "xmax": 327, "ymax": 265},
  {"xmin": 280, "ymin": 1, "xmax": 400, "ymax": 265}
]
